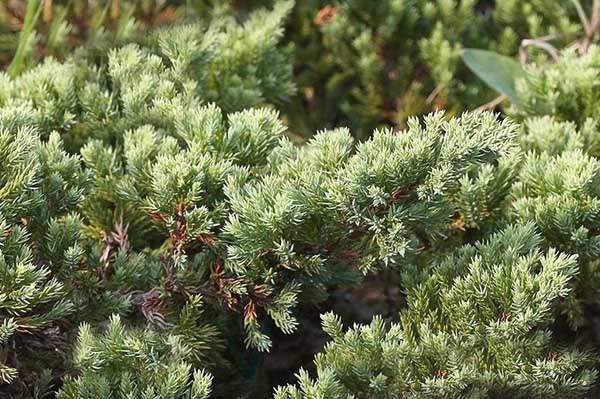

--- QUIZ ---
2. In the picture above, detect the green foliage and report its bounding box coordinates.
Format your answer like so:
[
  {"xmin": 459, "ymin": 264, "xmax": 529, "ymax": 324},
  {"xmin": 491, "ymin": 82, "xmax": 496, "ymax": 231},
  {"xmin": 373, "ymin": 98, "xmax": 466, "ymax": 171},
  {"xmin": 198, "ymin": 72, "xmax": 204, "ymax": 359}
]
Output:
[
  {"xmin": 298, "ymin": 0, "xmax": 495, "ymax": 137},
  {"xmin": 223, "ymin": 110, "xmax": 517, "ymax": 349},
  {"xmin": 271, "ymin": 0, "xmax": 583, "ymax": 138},
  {"xmin": 519, "ymin": 116, "xmax": 600, "ymax": 156},
  {"xmin": 58, "ymin": 315, "xmax": 213, "ymax": 399},
  {"xmin": 277, "ymin": 29, "xmax": 600, "ymax": 399},
  {"xmin": 0, "ymin": 4, "xmax": 295, "ymax": 395},
  {"xmin": 509, "ymin": 148, "xmax": 600, "ymax": 327},
  {"xmin": 0, "ymin": 0, "xmax": 192, "ymax": 69},
  {"xmin": 493, "ymin": 0, "xmax": 582, "ymax": 48},
  {"xmin": 1, "ymin": 1, "xmax": 600, "ymax": 398},
  {"xmin": 277, "ymin": 225, "xmax": 597, "ymax": 398},
  {"xmin": 512, "ymin": 46, "xmax": 600, "ymax": 125},
  {"xmin": 0, "ymin": 120, "xmax": 85, "ymax": 386},
  {"xmin": 0, "ymin": 2, "xmax": 295, "ymax": 150}
]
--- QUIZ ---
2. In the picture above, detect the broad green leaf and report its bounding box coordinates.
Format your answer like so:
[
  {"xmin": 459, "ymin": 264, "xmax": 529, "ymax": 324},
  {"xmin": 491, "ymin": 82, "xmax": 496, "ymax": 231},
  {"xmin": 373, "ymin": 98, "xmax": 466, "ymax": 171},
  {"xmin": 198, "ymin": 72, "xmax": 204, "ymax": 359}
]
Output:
[{"xmin": 462, "ymin": 48, "xmax": 525, "ymax": 105}]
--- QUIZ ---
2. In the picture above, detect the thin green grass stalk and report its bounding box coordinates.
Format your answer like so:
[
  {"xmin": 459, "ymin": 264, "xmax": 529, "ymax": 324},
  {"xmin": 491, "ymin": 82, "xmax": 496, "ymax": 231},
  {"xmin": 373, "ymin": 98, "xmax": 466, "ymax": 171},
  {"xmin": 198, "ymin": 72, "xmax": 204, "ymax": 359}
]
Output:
[{"xmin": 8, "ymin": 0, "xmax": 43, "ymax": 78}]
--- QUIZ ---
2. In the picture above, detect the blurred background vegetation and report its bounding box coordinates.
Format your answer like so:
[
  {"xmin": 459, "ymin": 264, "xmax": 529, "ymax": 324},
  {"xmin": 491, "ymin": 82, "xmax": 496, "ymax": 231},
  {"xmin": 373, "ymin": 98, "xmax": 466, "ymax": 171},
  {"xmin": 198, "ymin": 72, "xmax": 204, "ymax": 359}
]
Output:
[{"xmin": 0, "ymin": 0, "xmax": 590, "ymax": 140}]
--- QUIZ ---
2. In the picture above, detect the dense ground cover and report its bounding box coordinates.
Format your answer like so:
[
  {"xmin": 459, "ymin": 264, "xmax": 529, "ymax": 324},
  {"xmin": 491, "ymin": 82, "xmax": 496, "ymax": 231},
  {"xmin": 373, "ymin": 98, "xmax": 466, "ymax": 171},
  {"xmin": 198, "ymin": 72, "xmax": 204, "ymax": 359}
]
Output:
[{"xmin": 1, "ymin": 0, "xmax": 600, "ymax": 397}]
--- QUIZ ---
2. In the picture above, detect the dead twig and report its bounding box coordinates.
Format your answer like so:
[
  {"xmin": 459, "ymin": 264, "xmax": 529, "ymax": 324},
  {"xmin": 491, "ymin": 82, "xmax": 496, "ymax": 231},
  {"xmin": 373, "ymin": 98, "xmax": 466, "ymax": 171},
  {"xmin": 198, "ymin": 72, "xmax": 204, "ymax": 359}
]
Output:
[
  {"xmin": 520, "ymin": 35, "xmax": 563, "ymax": 63},
  {"xmin": 571, "ymin": 0, "xmax": 591, "ymax": 32},
  {"xmin": 426, "ymin": 84, "xmax": 445, "ymax": 105},
  {"xmin": 475, "ymin": 95, "xmax": 507, "ymax": 112},
  {"xmin": 580, "ymin": 0, "xmax": 600, "ymax": 54}
]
